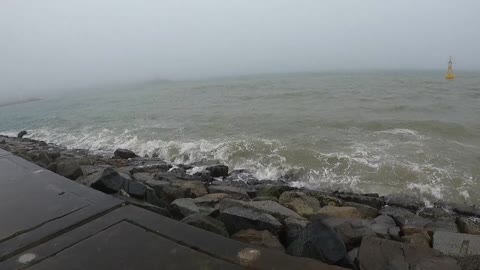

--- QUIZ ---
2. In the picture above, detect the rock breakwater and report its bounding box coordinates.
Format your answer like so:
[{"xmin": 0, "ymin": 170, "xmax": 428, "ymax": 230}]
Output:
[{"xmin": 1, "ymin": 134, "xmax": 479, "ymax": 269}]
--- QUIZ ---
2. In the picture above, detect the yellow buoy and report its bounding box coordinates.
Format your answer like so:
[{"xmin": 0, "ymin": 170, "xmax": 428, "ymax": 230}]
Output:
[{"xmin": 445, "ymin": 56, "xmax": 455, "ymax": 80}]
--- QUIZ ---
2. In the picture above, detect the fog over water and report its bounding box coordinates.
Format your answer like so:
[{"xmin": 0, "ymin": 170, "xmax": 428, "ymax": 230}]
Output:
[{"xmin": 1, "ymin": 0, "xmax": 480, "ymax": 99}]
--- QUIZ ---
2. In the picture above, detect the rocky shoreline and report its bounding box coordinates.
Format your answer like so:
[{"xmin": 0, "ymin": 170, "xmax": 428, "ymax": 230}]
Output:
[{"xmin": 1, "ymin": 133, "xmax": 480, "ymax": 269}]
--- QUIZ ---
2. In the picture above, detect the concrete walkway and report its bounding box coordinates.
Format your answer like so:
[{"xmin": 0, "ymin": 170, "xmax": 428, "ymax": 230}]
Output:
[{"xmin": 0, "ymin": 148, "xmax": 344, "ymax": 270}]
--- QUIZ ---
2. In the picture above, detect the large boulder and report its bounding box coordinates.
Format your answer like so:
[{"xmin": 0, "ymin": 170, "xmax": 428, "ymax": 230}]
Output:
[
  {"xmin": 379, "ymin": 206, "xmax": 432, "ymax": 228},
  {"xmin": 287, "ymin": 220, "xmax": 347, "ymax": 265},
  {"xmin": 169, "ymin": 180, "xmax": 208, "ymax": 198},
  {"xmin": 358, "ymin": 236, "xmax": 460, "ymax": 270},
  {"xmin": 433, "ymin": 231, "xmax": 480, "ymax": 256},
  {"xmin": 220, "ymin": 207, "xmax": 282, "ymax": 235},
  {"xmin": 168, "ymin": 198, "xmax": 217, "ymax": 219},
  {"xmin": 17, "ymin": 130, "xmax": 27, "ymax": 138},
  {"xmin": 206, "ymin": 165, "xmax": 229, "ymax": 177},
  {"xmin": 132, "ymin": 172, "xmax": 155, "ymax": 182},
  {"xmin": 232, "ymin": 229, "xmax": 285, "ymax": 251},
  {"xmin": 114, "ymin": 148, "xmax": 137, "ymax": 159},
  {"xmin": 369, "ymin": 214, "xmax": 400, "ymax": 240},
  {"xmin": 208, "ymin": 185, "xmax": 250, "ymax": 200},
  {"xmin": 181, "ymin": 213, "xmax": 229, "ymax": 237},
  {"xmin": 322, "ymin": 218, "xmax": 377, "ymax": 250},
  {"xmin": 76, "ymin": 167, "xmax": 129, "ymax": 193},
  {"xmin": 314, "ymin": 206, "xmax": 363, "ymax": 219},
  {"xmin": 343, "ymin": 202, "xmax": 378, "ymax": 219},
  {"xmin": 219, "ymin": 199, "xmax": 302, "ymax": 221},
  {"xmin": 256, "ymin": 184, "xmax": 294, "ymax": 199},
  {"xmin": 279, "ymin": 191, "xmax": 321, "ymax": 217},
  {"xmin": 305, "ymin": 191, "xmax": 344, "ymax": 207},
  {"xmin": 123, "ymin": 181, "xmax": 147, "ymax": 198},
  {"xmin": 56, "ymin": 159, "xmax": 83, "ymax": 180},
  {"xmin": 335, "ymin": 193, "xmax": 384, "ymax": 209},
  {"xmin": 457, "ymin": 216, "xmax": 480, "ymax": 235},
  {"xmin": 284, "ymin": 217, "xmax": 309, "ymax": 246},
  {"xmin": 385, "ymin": 194, "xmax": 425, "ymax": 212}
]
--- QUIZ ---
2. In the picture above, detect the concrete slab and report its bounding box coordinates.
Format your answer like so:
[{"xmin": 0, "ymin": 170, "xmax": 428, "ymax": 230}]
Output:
[
  {"xmin": 1, "ymin": 206, "xmax": 345, "ymax": 270},
  {"xmin": 0, "ymin": 153, "xmax": 122, "ymax": 261},
  {"xmin": 433, "ymin": 231, "xmax": 480, "ymax": 256},
  {"xmin": 0, "ymin": 148, "xmax": 10, "ymax": 157},
  {"xmin": 27, "ymin": 221, "xmax": 242, "ymax": 270}
]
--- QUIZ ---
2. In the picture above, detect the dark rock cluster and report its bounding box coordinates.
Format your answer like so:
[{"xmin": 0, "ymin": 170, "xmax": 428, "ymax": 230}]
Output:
[{"xmin": 2, "ymin": 134, "xmax": 480, "ymax": 269}]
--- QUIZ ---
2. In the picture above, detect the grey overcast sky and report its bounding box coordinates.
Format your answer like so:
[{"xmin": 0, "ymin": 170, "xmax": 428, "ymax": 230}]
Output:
[{"xmin": 0, "ymin": 0, "xmax": 479, "ymax": 98}]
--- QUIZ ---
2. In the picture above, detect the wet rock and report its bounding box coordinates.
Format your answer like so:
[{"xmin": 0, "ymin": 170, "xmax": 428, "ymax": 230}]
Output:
[
  {"xmin": 192, "ymin": 170, "xmax": 213, "ymax": 183},
  {"xmin": 434, "ymin": 231, "xmax": 480, "ymax": 256},
  {"xmin": 279, "ymin": 191, "xmax": 321, "ymax": 217},
  {"xmin": 335, "ymin": 193, "xmax": 384, "ymax": 209},
  {"xmin": 168, "ymin": 198, "xmax": 217, "ymax": 219},
  {"xmin": 206, "ymin": 165, "xmax": 229, "ymax": 177},
  {"xmin": 343, "ymin": 202, "xmax": 378, "ymax": 219},
  {"xmin": 181, "ymin": 213, "xmax": 229, "ymax": 237},
  {"xmin": 358, "ymin": 236, "xmax": 460, "ymax": 270},
  {"xmin": 170, "ymin": 180, "xmax": 208, "ymax": 198},
  {"xmin": 123, "ymin": 181, "xmax": 147, "ymax": 198},
  {"xmin": 284, "ymin": 217, "xmax": 309, "ymax": 246},
  {"xmin": 305, "ymin": 191, "xmax": 344, "ymax": 207},
  {"xmin": 379, "ymin": 206, "xmax": 432, "ymax": 228},
  {"xmin": 450, "ymin": 204, "xmax": 480, "ymax": 218},
  {"xmin": 419, "ymin": 207, "xmax": 455, "ymax": 220},
  {"xmin": 129, "ymin": 158, "xmax": 171, "ymax": 173},
  {"xmin": 168, "ymin": 167, "xmax": 196, "ymax": 180},
  {"xmin": 232, "ymin": 229, "xmax": 285, "ymax": 251},
  {"xmin": 313, "ymin": 206, "xmax": 363, "ymax": 219},
  {"xmin": 144, "ymin": 186, "xmax": 169, "ymax": 208},
  {"xmin": 346, "ymin": 248, "xmax": 358, "ymax": 268},
  {"xmin": 385, "ymin": 194, "xmax": 425, "ymax": 212},
  {"xmin": 256, "ymin": 184, "xmax": 294, "ymax": 199},
  {"xmin": 219, "ymin": 199, "xmax": 302, "ymax": 221},
  {"xmin": 369, "ymin": 214, "xmax": 400, "ymax": 240},
  {"xmin": 287, "ymin": 219, "xmax": 347, "ymax": 265},
  {"xmin": 225, "ymin": 169, "xmax": 258, "ymax": 182},
  {"xmin": 77, "ymin": 167, "xmax": 129, "ymax": 193},
  {"xmin": 208, "ymin": 185, "xmax": 250, "ymax": 200},
  {"xmin": 132, "ymin": 172, "xmax": 155, "ymax": 182},
  {"xmin": 114, "ymin": 148, "xmax": 137, "ymax": 159},
  {"xmin": 17, "ymin": 130, "xmax": 27, "ymax": 138},
  {"xmin": 252, "ymin": 196, "xmax": 279, "ymax": 203},
  {"xmin": 220, "ymin": 207, "xmax": 282, "ymax": 235},
  {"xmin": 56, "ymin": 159, "xmax": 83, "ymax": 180},
  {"xmin": 457, "ymin": 216, "xmax": 480, "ymax": 235},
  {"xmin": 425, "ymin": 220, "xmax": 459, "ymax": 233},
  {"xmin": 321, "ymin": 218, "xmax": 376, "ymax": 250}
]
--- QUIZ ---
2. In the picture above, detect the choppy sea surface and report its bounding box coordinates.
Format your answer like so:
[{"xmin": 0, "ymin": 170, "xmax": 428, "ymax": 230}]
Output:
[{"xmin": 1, "ymin": 71, "xmax": 479, "ymax": 205}]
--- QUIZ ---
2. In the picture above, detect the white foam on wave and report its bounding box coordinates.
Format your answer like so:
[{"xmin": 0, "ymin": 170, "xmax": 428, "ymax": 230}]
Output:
[{"xmin": 376, "ymin": 128, "xmax": 427, "ymax": 140}]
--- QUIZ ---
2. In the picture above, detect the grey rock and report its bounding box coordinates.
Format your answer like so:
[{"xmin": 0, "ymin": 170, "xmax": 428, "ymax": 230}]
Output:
[
  {"xmin": 181, "ymin": 213, "xmax": 229, "ymax": 237},
  {"xmin": 284, "ymin": 217, "xmax": 309, "ymax": 246},
  {"xmin": 113, "ymin": 148, "xmax": 137, "ymax": 159},
  {"xmin": 132, "ymin": 172, "xmax": 155, "ymax": 182},
  {"xmin": 335, "ymin": 193, "xmax": 384, "ymax": 209},
  {"xmin": 77, "ymin": 167, "xmax": 129, "ymax": 193},
  {"xmin": 346, "ymin": 248, "xmax": 359, "ymax": 269},
  {"xmin": 208, "ymin": 185, "xmax": 250, "ymax": 200},
  {"xmin": 457, "ymin": 216, "xmax": 480, "ymax": 235},
  {"xmin": 305, "ymin": 191, "xmax": 344, "ymax": 207},
  {"xmin": 220, "ymin": 207, "xmax": 282, "ymax": 235},
  {"xmin": 369, "ymin": 214, "xmax": 400, "ymax": 240},
  {"xmin": 434, "ymin": 231, "xmax": 480, "ymax": 257},
  {"xmin": 343, "ymin": 202, "xmax": 379, "ymax": 219},
  {"xmin": 279, "ymin": 191, "xmax": 321, "ymax": 217},
  {"xmin": 385, "ymin": 193, "xmax": 425, "ymax": 212},
  {"xmin": 379, "ymin": 206, "xmax": 432, "ymax": 228},
  {"xmin": 252, "ymin": 196, "xmax": 279, "ymax": 203},
  {"xmin": 287, "ymin": 220, "xmax": 347, "ymax": 265},
  {"xmin": 192, "ymin": 170, "xmax": 213, "ymax": 183},
  {"xmin": 168, "ymin": 198, "xmax": 217, "ymax": 220},
  {"xmin": 425, "ymin": 220, "xmax": 459, "ymax": 233},
  {"xmin": 231, "ymin": 229, "xmax": 284, "ymax": 251},
  {"xmin": 123, "ymin": 181, "xmax": 147, "ymax": 198},
  {"xmin": 56, "ymin": 159, "xmax": 83, "ymax": 180},
  {"xmin": 358, "ymin": 236, "xmax": 460, "ymax": 270},
  {"xmin": 322, "ymin": 218, "xmax": 377, "ymax": 250},
  {"xmin": 17, "ymin": 130, "xmax": 27, "ymax": 138},
  {"xmin": 256, "ymin": 184, "xmax": 294, "ymax": 199},
  {"xmin": 206, "ymin": 165, "xmax": 229, "ymax": 177},
  {"xmin": 219, "ymin": 199, "xmax": 302, "ymax": 221}
]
